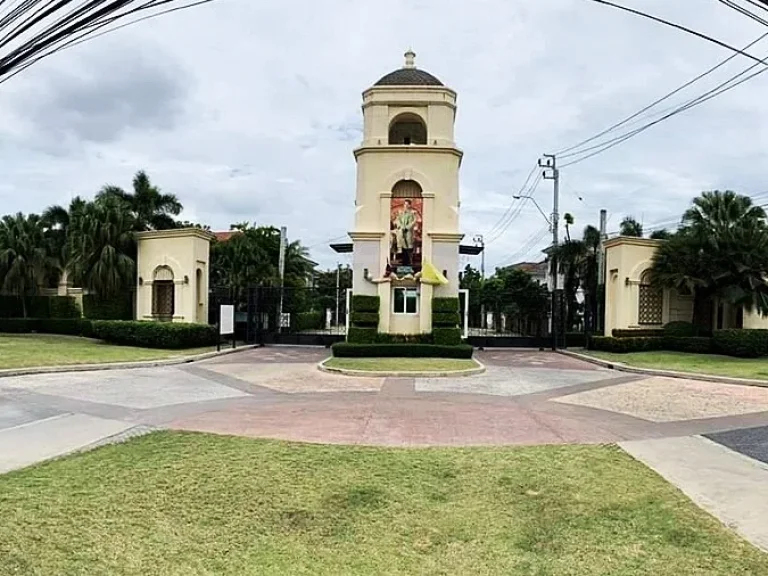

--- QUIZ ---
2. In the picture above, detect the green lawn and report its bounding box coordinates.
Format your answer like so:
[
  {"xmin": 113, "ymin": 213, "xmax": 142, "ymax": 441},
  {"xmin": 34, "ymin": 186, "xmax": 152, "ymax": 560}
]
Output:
[
  {"xmin": 584, "ymin": 349, "xmax": 768, "ymax": 380},
  {"xmin": 0, "ymin": 334, "xmax": 215, "ymax": 369},
  {"xmin": 325, "ymin": 357, "xmax": 478, "ymax": 372},
  {"xmin": 1, "ymin": 432, "xmax": 766, "ymax": 575}
]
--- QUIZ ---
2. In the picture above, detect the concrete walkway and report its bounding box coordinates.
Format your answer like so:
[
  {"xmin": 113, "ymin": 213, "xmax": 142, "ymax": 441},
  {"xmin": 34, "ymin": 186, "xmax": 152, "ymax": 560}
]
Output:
[
  {"xmin": 621, "ymin": 435, "xmax": 768, "ymax": 552},
  {"xmin": 4, "ymin": 347, "xmax": 768, "ymax": 551}
]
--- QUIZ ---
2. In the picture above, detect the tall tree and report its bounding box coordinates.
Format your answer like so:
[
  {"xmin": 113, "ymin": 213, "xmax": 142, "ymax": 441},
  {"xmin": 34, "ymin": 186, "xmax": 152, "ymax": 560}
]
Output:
[
  {"xmin": 41, "ymin": 196, "xmax": 87, "ymax": 287},
  {"xmin": 649, "ymin": 229, "xmax": 672, "ymax": 240},
  {"xmin": 651, "ymin": 190, "xmax": 768, "ymax": 328},
  {"xmin": 619, "ymin": 216, "xmax": 644, "ymax": 237},
  {"xmin": 68, "ymin": 196, "xmax": 137, "ymax": 299},
  {"xmin": 0, "ymin": 213, "xmax": 50, "ymax": 317},
  {"xmin": 97, "ymin": 170, "xmax": 182, "ymax": 231}
]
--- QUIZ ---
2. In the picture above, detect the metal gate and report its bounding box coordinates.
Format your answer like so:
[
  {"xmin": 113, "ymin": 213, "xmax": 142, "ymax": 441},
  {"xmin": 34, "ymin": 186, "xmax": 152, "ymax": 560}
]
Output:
[
  {"xmin": 246, "ymin": 286, "xmax": 348, "ymax": 346},
  {"xmin": 459, "ymin": 288, "xmax": 567, "ymax": 348}
]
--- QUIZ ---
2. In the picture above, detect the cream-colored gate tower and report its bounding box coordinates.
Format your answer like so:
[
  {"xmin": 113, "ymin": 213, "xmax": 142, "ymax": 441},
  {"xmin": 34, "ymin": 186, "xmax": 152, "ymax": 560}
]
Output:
[{"xmin": 351, "ymin": 50, "xmax": 463, "ymax": 335}]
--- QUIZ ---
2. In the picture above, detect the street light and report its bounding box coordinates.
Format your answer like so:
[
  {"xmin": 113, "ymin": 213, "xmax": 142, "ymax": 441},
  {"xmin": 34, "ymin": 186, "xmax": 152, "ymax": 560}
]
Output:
[{"xmin": 513, "ymin": 195, "xmax": 551, "ymax": 229}]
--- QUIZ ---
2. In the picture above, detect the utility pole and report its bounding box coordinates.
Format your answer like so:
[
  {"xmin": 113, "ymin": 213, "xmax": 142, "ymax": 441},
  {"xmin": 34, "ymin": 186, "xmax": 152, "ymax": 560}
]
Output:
[
  {"xmin": 539, "ymin": 154, "xmax": 559, "ymax": 351},
  {"xmin": 597, "ymin": 209, "xmax": 608, "ymax": 334},
  {"xmin": 335, "ymin": 263, "xmax": 341, "ymax": 328},
  {"xmin": 278, "ymin": 226, "xmax": 287, "ymax": 330},
  {"xmin": 473, "ymin": 234, "xmax": 486, "ymax": 331}
]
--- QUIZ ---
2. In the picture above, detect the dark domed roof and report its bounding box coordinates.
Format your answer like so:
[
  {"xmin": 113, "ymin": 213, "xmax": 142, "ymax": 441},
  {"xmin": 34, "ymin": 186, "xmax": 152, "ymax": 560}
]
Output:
[
  {"xmin": 373, "ymin": 50, "xmax": 444, "ymax": 87},
  {"xmin": 375, "ymin": 67, "xmax": 443, "ymax": 87}
]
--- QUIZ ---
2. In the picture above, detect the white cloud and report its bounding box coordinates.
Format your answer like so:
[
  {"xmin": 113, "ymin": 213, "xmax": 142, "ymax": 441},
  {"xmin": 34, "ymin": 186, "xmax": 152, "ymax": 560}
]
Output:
[{"xmin": 2, "ymin": 0, "xmax": 768, "ymax": 271}]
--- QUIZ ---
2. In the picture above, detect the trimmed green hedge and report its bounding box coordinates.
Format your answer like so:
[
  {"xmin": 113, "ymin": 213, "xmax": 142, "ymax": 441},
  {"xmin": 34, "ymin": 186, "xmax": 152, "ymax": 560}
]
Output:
[
  {"xmin": 433, "ymin": 327, "xmax": 462, "ymax": 346},
  {"xmin": 432, "ymin": 297, "xmax": 459, "ymax": 314},
  {"xmin": 590, "ymin": 336, "xmax": 663, "ymax": 353},
  {"xmin": 663, "ymin": 321, "xmax": 700, "ymax": 338},
  {"xmin": 432, "ymin": 312, "xmax": 461, "ymax": 327},
  {"xmin": 332, "ymin": 342, "xmax": 474, "ymax": 359},
  {"xmin": 713, "ymin": 329, "xmax": 768, "ymax": 358},
  {"xmin": 350, "ymin": 312, "xmax": 379, "ymax": 328},
  {"xmin": 612, "ymin": 328, "xmax": 664, "ymax": 338},
  {"xmin": 49, "ymin": 296, "xmax": 81, "ymax": 319},
  {"xmin": 91, "ymin": 320, "xmax": 217, "ymax": 349},
  {"xmin": 0, "ymin": 317, "xmax": 92, "ymax": 337},
  {"xmin": 351, "ymin": 295, "xmax": 380, "ymax": 314},
  {"xmin": 590, "ymin": 335, "xmax": 715, "ymax": 355},
  {"xmin": 83, "ymin": 294, "xmax": 133, "ymax": 320},
  {"xmin": 347, "ymin": 327, "xmax": 378, "ymax": 344}
]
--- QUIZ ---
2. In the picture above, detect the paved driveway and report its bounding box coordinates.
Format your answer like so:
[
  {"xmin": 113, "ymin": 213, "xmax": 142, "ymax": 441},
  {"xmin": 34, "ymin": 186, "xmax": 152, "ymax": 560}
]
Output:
[{"xmin": 3, "ymin": 347, "xmax": 768, "ymax": 471}]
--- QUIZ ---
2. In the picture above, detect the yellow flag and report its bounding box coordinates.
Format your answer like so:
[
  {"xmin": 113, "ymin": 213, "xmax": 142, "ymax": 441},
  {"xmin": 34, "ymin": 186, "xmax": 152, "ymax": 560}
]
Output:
[{"xmin": 420, "ymin": 261, "xmax": 449, "ymax": 285}]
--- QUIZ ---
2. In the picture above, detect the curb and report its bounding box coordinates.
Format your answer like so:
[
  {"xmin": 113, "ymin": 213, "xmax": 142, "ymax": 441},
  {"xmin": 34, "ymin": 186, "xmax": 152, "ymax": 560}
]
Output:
[
  {"xmin": 559, "ymin": 349, "xmax": 768, "ymax": 389},
  {"xmin": 0, "ymin": 344, "xmax": 260, "ymax": 379},
  {"xmin": 316, "ymin": 358, "xmax": 486, "ymax": 379}
]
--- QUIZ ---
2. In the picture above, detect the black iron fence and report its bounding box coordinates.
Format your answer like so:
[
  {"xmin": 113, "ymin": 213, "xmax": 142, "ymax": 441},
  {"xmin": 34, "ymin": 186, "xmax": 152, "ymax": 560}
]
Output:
[{"xmin": 209, "ymin": 285, "xmax": 349, "ymax": 346}]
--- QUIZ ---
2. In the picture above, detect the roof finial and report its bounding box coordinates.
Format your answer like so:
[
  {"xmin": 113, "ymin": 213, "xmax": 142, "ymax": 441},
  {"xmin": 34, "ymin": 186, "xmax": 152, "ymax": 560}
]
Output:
[{"xmin": 404, "ymin": 48, "xmax": 416, "ymax": 68}]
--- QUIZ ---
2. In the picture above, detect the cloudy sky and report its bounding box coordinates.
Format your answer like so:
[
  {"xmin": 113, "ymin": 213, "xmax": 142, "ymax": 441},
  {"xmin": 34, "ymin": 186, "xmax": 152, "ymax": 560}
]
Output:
[{"xmin": 2, "ymin": 0, "xmax": 767, "ymax": 271}]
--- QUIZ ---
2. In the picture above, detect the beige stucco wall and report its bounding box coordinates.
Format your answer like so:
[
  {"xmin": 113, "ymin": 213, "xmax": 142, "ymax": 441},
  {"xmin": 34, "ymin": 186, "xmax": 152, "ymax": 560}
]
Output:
[
  {"xmin": 743, "ymin": 309, "xmax": 768, "ymax": 329},
  {"xmin": 135, "ymin": 228, "xmax": 213, "ymax": 324},
  {"xmin": 350, "ymin": 65, "xmax": 463, "ymax": 335}
]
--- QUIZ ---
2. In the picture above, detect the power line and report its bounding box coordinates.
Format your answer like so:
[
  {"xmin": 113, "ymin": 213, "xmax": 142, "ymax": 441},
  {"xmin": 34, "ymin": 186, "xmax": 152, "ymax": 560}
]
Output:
[
  {"xmin": 719, "ymin": 0, "xmax": 768, "ymax": 26},
  {"xmin": 588, "ymin": 0, "xmax": 768, "ymax": 66},
  {"xmin": 555, "ymin": 31, "xmax": 768, "ymax": 156},
  {"xmin": 0, "ymin": 0, "xmax": 217, "ymax": 84},
  {"xmin": 484, "ymin": 163, "xmax": 537, "ymax": 238},
  {"xmin": 486, "ymin": 171, "xmax": 543, "ymax": 245},
  {"xmin": 559, "ymin": 52, "xmax": 768, "ymax": 168}
]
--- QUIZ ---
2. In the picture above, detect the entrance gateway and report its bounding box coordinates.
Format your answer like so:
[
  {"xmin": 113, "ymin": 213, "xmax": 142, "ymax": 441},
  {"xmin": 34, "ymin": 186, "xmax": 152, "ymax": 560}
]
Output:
[{"xmin": 214, "ymin": 51, "xmax": 551, "ymax": 347}]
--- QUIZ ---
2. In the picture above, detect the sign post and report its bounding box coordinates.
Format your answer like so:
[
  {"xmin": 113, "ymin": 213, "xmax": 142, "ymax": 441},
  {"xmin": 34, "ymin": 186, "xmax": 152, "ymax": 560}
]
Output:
[{"xmin": 219, "ymin": 304, "xmax": 235, "ymax": 351}]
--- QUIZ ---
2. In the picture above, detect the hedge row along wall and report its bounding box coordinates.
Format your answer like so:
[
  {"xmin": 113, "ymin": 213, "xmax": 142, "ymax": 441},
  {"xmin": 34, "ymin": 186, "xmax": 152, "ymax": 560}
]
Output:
[
  {"xmin": 432, "ymin": 297, "xmax": 461, "ymax": 346},
  {"xmin": 0, "ymin": 294, "xmax": 132, "ymax": 320}
]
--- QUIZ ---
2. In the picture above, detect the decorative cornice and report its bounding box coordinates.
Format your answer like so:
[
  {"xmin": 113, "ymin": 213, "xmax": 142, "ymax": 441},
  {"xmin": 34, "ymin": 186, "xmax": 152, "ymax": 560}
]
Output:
[
  {"xmin": 349, "ymin": 231, "xmax": 385, "ymax": 241},
  {"xmin": 135, "ymin": 228, "xmax": 215, "ymax": 242},
  {"xmin": 353, "ymin": 145, "xmax": 463, "ymax": 160},
  {"xmin": 428, "ymin": 232, "xmax": 464, "ymax": 242},
  {"xmin": 603, "ymin": 236, "xmax": 663, "ymax": 249}
]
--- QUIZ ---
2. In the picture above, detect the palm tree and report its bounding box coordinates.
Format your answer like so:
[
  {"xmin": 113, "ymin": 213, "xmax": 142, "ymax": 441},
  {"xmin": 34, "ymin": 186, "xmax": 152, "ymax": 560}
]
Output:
[
  {"xmin": 41, "ymin": 196, "xmax": 87, "ymax": 287},
  {"xmin": 0, "ymin": 213, "xmax": 50, "ymax": 317},
  {"xmin": 97, "ymin": 170, "xmax": 182, "ymax": 231},
  {"xmin": 649, "ymin": 229, "xmax": 672, "ymax": 240},
  {"xmin": 620, "ymin": 216, "xmax": 643, "ymax": 237},
  {"xmin": 68, "ymin": 196, "xmax": 137, "ymax": 299},
  {"xmin": 651, "ymin": 190, "xmax": 768, "ymax": 329}
]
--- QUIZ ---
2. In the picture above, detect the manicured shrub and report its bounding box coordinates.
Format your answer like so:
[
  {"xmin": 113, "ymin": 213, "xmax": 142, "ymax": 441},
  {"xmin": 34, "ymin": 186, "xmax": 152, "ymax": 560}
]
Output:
[
  {"xmin": 0, "ymin": 318, "xmax": 40, "ymax": 333},
  {"xmin": 351, "ymin": 295, "xmax": 380, "ymax": 314},
  {"xmin": 713, "ymin": 329, "xmax": 768, "ymax": 358},
  {"xmin": 663, "ymin": 321, "xmax": 700, "ymax": 338},
  {"xmin": 432, "ymin": 312, "xmax": 461, "ymax": 327},
  {"xmin": 83, "ymin": 294, "xmax": 133, "ymax": 320},
  {"xmin": 28, "ymin": 296, "xmax": 51, "ymax": 319},
  {"xmin": 91, "ymin": 321, "xmax": 217, "ymax": 349},
  {"xmin": 377, "ymin": 333, "xmax": 433, "ymax": 344},
  {"xmin": 432, "ymin": 327, "xmax": 462, "ymax": 346},
  {"xmin": 49, "ymin": 296, "xmax": 81, "ymax": 319},
  {"xmin": 432, "ymin": 297, "xmax": 460, "ymax": 314},
  {"xmin": 589, "ymin": 336, "xmax": 664, "ymax": 353},
  {"xmin": 0, "ymin": 317, "xmax": 91, "ymax": 336},
  {"xmin": 612, "ymin": 328, "xmax": 664, "ymax": 338},
  {"xmin": 662, "ymin": 336, "xmax": 713, "ymax": 354},
  {"xmin": 347, "ymin": 327, "xmax": 378, "ymax": 344},
  {"xmin": 0, "ymin": 296, "xmax": 23, "ymax": 318},
  {"xmin": 350, "ymin": 312, "xmax": 379, "ymax": 328},
  {"xmin": 332, "ymin": 342, "xmax": 474, "ymax": 359}
]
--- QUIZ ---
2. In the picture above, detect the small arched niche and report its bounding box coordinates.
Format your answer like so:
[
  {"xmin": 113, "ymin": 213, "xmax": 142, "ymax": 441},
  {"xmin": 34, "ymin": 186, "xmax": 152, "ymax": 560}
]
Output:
[
  {"xmin": 152, "ymin": 265, "xmax": 175, "ymax": 321},
  {"xmin": 388, "ymin": 113, "xmax": 427, "ymax": 145}
]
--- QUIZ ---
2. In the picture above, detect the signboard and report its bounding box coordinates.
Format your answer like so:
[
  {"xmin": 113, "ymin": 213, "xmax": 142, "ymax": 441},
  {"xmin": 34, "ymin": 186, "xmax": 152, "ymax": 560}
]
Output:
[
  {"xmin": 219, "ymin": 305, "xmax": 235, "ymax": 335},
  {"xmin": 280, "ymin": 312, "xmax": 291, "ymax": 328}
]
